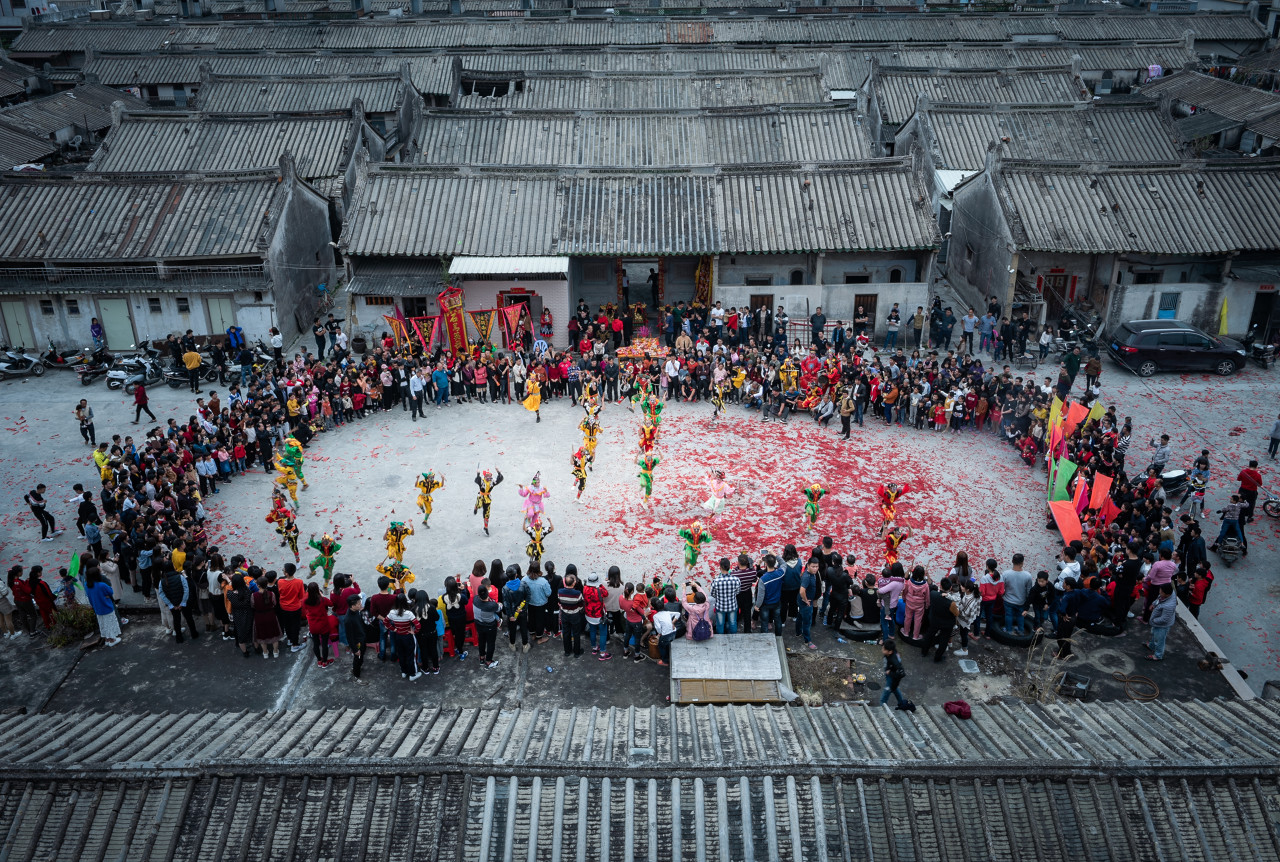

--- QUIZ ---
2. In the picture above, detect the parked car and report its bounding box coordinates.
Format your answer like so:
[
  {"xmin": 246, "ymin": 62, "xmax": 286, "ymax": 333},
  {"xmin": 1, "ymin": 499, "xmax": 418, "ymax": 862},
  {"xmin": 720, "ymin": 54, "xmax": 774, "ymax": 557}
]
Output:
[{"xmin": 1107, "ymin": 319, "xmax": 1246, "ymax": 377}]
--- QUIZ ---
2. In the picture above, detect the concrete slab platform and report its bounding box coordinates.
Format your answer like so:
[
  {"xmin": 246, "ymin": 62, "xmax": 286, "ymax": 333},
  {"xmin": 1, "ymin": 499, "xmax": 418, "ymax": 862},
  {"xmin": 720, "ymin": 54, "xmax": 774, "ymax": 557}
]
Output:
[{"xmin": 669, "ymin": 633, "xmax": 781, "ymax": 680}]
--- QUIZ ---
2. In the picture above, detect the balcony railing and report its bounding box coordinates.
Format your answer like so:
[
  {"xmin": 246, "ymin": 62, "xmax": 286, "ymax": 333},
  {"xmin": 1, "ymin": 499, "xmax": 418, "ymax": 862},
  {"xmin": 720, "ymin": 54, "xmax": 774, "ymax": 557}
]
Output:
[{"xmin": 0, "ymin": 264, "xmax": 268, "ymax": 294}]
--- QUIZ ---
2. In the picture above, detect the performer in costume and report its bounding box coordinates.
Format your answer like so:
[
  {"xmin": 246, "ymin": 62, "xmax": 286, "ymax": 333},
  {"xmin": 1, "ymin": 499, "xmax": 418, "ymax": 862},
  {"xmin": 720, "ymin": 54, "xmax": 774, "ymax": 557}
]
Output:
[
  {"xmin": 876, "ymin": 482, "xmax": 911, "ymax": 536},
  {"xmin": 273, "ymin": 458, "xmax": 300, "ymax": 504},
  {"xmin": 710, "ymin": 384, "xmax": 726, "ymax": 421},
  {"xmin": 702, "ymin": 469, "xmax": 734, "ymax": 518},
  {"xmin": 522, "ymin": 377, "xmax": 542, "ymax": 423},
  {"xmin": 638, "ymin": 415, "xmax": 658, "ymax": 455},
  {"xmin": 376, "ymin": 559, "xmax": 415, "ymax": 591},
  {"xmin": 474, "ymin": 468, "xmax": 504, "ymax": 536},
  {"xmin": 677, "ymin": 519, "xmax": 713, "ymax": 572},
  {"xmin": 307, "ymin": 533, "xmax": 342, "ymax": 589},
  {"xmin": 801, "ymin": 482, "xmax": 830, "ymax": 533},
  {"xmin": 415, "ymin": 471, "xmax": 444, "ymax": 527},
  {"xmin": 265, "ymin": 487, "xmax": 300, "ymax": 562},
  {"xmin": 578, "ymin": 417, "xmax": 600, "ymax": 469},
  {"xmin": 571, "ymin": 448, "xmax": 589, "ymax": 500},
  {"xmin": 384, "ymin": 521, "xmax": 413, "ymax": 562},
  {"xmin": 539, "ymin": 309, "xmax": 554, "ymax": 338},
  {"xmin": 642, "ymin": 391, "xmax": 664, "ymax": 429},
  {"xmin": 280, "ymin": 436, "xmax": 309, "ymax": 490},
  {"xmin": 636, "ymin": 452, "xmax": 661, "ymax": 508},
  {"xmin": 779, "ymin": 358, "xmax": 799, "ymax": 392},
  {"xmin": 517, "ymin": 473, "xmax": 550, "ymax": 530},
  {"xmin": 883, "ymin": 525, "xmax": 912, "ymax": 567},
  {"xmin": 524, "ymin": 517, "xmax": 554, "ymax": 567}
]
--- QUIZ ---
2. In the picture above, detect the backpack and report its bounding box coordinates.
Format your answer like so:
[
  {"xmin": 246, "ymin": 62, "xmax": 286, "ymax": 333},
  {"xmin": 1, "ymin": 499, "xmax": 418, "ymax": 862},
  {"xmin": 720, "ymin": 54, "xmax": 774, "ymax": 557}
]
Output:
[
  {"xmin": 692, "ymin": 616, "xmax": 712, "ymax": 642},
  {"xmin": 583, "ymin": 585, "xmax": 605, "ymax": 619}
]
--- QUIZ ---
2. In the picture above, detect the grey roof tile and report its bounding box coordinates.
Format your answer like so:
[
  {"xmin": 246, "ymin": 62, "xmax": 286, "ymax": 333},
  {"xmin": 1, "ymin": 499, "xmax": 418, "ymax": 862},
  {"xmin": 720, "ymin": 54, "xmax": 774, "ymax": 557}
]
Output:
[
  {"xmin": 195, "ymin": 72, "xmax": 404, "ymax": 114},
  {"xmin": 873, "ymin": 67, "xmax": 1088, "ymax": 126},
  {"xmin": 0, "ymin": 82, "xmax": 146, "ymax": 139}
]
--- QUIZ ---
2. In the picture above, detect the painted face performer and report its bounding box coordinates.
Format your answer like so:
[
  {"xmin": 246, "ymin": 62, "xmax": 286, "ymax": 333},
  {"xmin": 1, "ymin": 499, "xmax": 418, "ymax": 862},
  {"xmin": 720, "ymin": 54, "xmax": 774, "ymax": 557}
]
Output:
[
  {"xmin": 522, "ymin": 377, "xmax": 542, "ymax": 423},
  {"xmin": 571, "ymin": 448, "xmax": 589, "ymax": 500},
  {"xmin": 702, "ymin": 469, "xmax": 734, "ymax": 518},
  {"xmin": 273, "ymin": 458, "xmax": 300, "ymax": 504},
  {"xmin": 710, "ymin": 384, "xmax": 726, "ymax": 421},
  {"xmin": 265, "ymin": 488, "xmax": 300, "ymax": 562},
  {"xmin": 280, "ymin": 436, "xmax": 309, "ymax": 490},
  {"xmin": 578, "ymin": 417, "xmax": 600, "ymax": 469},
  {"xmin": 474, "ymin": 468, "xmax": 504, "ymax": 536},
  {"xmin": 877, "ymin": 482, "xmax": 911, "ymax": 536},
  {"xmin": 415, "ymin": 471, "xmax": 445, "ymax": 527},
  {"xmin": 517, "ymin": 473, "xmax": 550, "ymax": 531},
  {"xmin": 376, "ymin": 558, "xmax": 415, "ymax": 591},
  {"xmin": 677, "ymin": 519, "xmax": 713, "ymax": 573},
  {"xmin": 801, "ymin": 482, "xmax": 830, "ymax": 533},
  {"xmin": 638, "ymin": 415, "xmax": 658, "ymax": 455},
  {"xmin": 642, "ymin": 391, "xmax": 664, "ymax": 429},
  {"xmin": 307, "ymin": 532, "xmax": 342, "ymax": 590},
  {"xmin": 524, "ymin": 516, "xmax": 554, "ymax": 567},
  {"xmin": 883, "ymin": 525, "xmax": 912, "ymax": 567},
  {"xmin": 383, "ymin": 521, "xmax": 414, "ymax": 563},
  {"xmin": 636, "ymin": 451, "xmax": 661, "ymax": 508}
]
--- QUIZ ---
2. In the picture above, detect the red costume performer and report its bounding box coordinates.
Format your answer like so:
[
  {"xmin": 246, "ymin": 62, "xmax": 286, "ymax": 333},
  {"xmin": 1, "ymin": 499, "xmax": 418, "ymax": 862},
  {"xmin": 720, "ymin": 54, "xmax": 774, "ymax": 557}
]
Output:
[{"xmin": 877, "ymin": 483, "xmax": 911, "ymax": 534}]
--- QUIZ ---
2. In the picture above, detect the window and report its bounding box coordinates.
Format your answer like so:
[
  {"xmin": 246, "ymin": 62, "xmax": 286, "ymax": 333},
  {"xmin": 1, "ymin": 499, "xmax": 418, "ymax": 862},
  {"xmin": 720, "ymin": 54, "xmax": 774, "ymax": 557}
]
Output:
[
  {"xmin": 175, "ymin": 297, "xmax": 191, "ymax": 314},
  {"xmin": 253, "ymin": 291, "xmax": 263, "ymax": 302},
  {"xmin": 65, "ymin": 299, "xmax": 80, "ymax": 315},
  {"xmin": 744, "ymin": 276, "xmax": 771, "ymax": 287},
  {"xmin": 844, "ymin": 274, "xmax": 871, "ymax": 284},
  {"xmin": 1185, "ymin": 334, "xmax": 1212, "ymax": 349},
  {"xmin": 1157, "ymin": 292, "xmax": 1180, "ymax": 319},
  {"xmin": 1134, "ymin": 271, "xmax": 1162, "ymax": 285},
  {"xmin": 365, "ymin": 296, "xmax": 395, "ymax": 307},
  {"xmin": 1156, "ymin": 332, "xmax": 1186, "ymax": 347},
  {"xmin": 39, "ymin": 299, "xmax": 54, "ymax": 315},
  {"xmin": 460, "ymin": 78, "xmax": 512, "ymax": 98},
  {"xmin": 789, "ymin": 270, "xmax": 805, "ymax": 286},
  {"xmin": 147, "ymin": 298, "xmax": 162, "ymax": 314},
  {"xmin": 403, "ymin": 297, "xmax": 431, "ymax": 317},
  {"xmin": 888, "ymin": 268, "xmax": 903, "ymax": 283},
  {"xmin": 173, "ymin": 89, "xmax": 187, "ymax": 108}
]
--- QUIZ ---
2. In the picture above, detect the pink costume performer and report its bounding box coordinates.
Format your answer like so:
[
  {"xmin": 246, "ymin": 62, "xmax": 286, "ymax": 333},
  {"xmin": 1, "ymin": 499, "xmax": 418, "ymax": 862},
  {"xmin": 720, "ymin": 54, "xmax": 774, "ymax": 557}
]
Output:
[
  {"xmin": 702, "ymin": 470, "xmax": 735, "ymax": 518},
  {"xmin": 518, "ymin": 473, "xmax": 550, "ymax": 529}
]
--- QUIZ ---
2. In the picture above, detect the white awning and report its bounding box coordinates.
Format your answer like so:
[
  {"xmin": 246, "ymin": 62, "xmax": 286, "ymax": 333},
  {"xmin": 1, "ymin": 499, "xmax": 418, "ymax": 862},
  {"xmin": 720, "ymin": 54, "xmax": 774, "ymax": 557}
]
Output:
[{"xmin": 449, "ymin": 256, "xmax": 569, "ymax": 277}]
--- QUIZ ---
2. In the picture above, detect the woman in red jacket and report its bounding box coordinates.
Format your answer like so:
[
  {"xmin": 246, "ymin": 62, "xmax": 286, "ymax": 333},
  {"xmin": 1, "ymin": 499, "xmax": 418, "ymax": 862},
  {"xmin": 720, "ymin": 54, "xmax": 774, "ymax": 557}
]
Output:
[
  {"xmin": 302, "ymin": 582, "xmax": 335, "ymax": 668},
  {"xmin": 28, "ymin": 566, "xmax": 57, "ymax": 630},
  {"xmin": 8, "ymin": 566, "xmax": 37, "ymax": 634}
]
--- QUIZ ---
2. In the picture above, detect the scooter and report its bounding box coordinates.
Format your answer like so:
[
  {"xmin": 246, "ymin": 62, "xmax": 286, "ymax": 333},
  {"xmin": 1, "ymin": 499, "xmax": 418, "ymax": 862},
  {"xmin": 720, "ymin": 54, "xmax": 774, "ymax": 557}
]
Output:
[
  {"xmin": 106, "ymin": 341, "xmax": 160, "ymax": 390},
  {"xmin": 0, "ymin": 345, "xmax": 46, "ymax": 380},
  {"xmin": 164, "ymin": 360, "xmax": 218, "ymax": 389},
  {"xmin": 224, "ymin": 339, "xmax": 275, "ymax": 381},
  {"xmin": 40, "ymin": 342, "xmax": 89, "ymax": 370},
  {"xmin": 123, "ymin": 357, "xmax": 164, "ymax": 395},
  {"xmin": 1262, "ymin": 492, "xmax": 1280, "ymax": 519},
  {"xmin": 74, "ymin": 346, "xmax": 115, "ymax": 385},
  {"xmin": 1239, "ymin": 325, "xmax": 1275, "ymax": 369}
]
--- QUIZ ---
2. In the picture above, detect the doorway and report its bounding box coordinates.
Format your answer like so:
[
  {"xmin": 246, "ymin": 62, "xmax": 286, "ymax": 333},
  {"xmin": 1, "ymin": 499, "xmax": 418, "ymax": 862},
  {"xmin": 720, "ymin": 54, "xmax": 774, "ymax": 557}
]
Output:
[
  {"xmin": 97, "ymin": 298, "xmax": 137, "ymax": 350},
  {"xmin": 0, "ymin": 300, "xmax": 34, "ymax": 348},
  {"xmin": 206, "ymin": 295, "xmax": 236, "ymax": 339},
  {"xmin": 1248, "ymin": 291, "xmax": 1276, "ymax": 340}
]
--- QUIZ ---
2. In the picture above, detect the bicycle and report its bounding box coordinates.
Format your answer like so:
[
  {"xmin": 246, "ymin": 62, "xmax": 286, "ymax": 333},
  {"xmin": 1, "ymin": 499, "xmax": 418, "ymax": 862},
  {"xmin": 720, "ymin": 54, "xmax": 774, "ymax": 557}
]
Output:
[{"xmin": 316, "ymin": 282, "xmax": 334, "ymax": 313}]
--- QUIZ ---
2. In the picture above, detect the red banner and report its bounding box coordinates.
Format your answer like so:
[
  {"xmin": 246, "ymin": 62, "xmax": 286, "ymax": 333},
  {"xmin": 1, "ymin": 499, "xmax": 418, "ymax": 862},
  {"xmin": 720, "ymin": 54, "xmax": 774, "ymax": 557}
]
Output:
[
  {"xmin": 438, "ymin": 287, "xmax": 469, "ymax": 354},
  {"xmin": 1089, "ymin": 474, "xmax": 1113, "ymax": 511},
  {"xmin": 1048, "ymin": 500, "xmax": 1083, "ymax": 545},
  {"xmin": 410, "ymin": 316, "xmax": 437, "ymax": 353},
  {"xmin": 501, "ymin": 304, "xmax": 525, "ymax": 348}
]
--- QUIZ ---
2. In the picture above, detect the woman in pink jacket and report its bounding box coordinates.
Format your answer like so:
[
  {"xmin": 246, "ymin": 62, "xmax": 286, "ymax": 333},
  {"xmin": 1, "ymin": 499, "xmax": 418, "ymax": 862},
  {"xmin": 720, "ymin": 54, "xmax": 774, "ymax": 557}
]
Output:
[
  {"xmin": 876, "ymin": 562, "xmax": 906, "ymax": 643},
  {"xmin": 902, "ymin": 567, "xmax": 931, "ymax": 639},
  {"xmin": 680, "ymin": 581, "xmax": 714, "ymax": 640}
]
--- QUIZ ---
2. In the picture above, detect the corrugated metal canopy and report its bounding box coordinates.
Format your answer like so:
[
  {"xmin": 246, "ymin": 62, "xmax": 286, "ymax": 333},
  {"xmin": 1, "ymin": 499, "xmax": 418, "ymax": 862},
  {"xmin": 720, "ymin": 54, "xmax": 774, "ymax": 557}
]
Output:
[{"xmin": 449, "ymin": 256, "xmax": 569, "ymax": 275}]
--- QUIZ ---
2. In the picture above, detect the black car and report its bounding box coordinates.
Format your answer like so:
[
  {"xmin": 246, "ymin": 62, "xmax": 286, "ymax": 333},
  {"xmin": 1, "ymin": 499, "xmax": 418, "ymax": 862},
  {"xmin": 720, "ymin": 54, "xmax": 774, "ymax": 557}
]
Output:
[{"xmin": 1108, "ymin": 319, "xmax": 1246, "ymax": 377}]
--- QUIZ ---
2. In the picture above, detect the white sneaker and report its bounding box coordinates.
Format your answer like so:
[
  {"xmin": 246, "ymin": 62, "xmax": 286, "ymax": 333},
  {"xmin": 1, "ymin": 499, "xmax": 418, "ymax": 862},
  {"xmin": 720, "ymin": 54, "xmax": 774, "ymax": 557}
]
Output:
[
  {"xmin": 487, "ymin": 661, "xmax": 498, "ymax": 669},
  {"xmin": 290, "ymin": 643, "xmax": 306, "ymax": 653},
  {"xmin": 41, "ymin": 537, "xmax": 54, "ymax": 542},
  {"xmin": 409, "ymin": 672, "xmax": 423, "ymax": 681},
  {"xmin": 953, "ymin": 649, "xmax": 969, "ymax": 657},
  {"xmin": 120, "ymin": 618, "xmax": 129, "ymax": 625}
]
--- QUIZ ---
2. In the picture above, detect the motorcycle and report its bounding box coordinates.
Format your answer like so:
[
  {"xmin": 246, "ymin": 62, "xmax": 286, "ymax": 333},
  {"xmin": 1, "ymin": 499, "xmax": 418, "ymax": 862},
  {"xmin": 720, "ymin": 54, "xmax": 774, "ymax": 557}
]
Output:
[
  {"xmin": 0, "ymin": 345, "xmax": 47, "ymax": 381},
  {"xmin": 106, "ymin": 341, "xmax": 161, "ymax": 390},
  {"xmin": 165, "ymin": 360, "xmax": 218, "ymax": 389},
  {"xmin": 40, "ymin": 342, "xmax": 89, "ymax": 370},
  {"xmin": 225, "ymin": 339, "xmax": 275, "ymax": 381},
  {"xmin": 123, "ymin": 357, "xmax": 165, "ymax": 395},
  {"xmin": 75, "ymin": 346, "xmax": 116, "ymax": 385},
  {"xmin": 1239, "ymin": 325, "xmax": 1275, "ymax": 369},
  {"xmin": 1263, "ymin": 492, "xmax": 1280, "ymax": 519}
]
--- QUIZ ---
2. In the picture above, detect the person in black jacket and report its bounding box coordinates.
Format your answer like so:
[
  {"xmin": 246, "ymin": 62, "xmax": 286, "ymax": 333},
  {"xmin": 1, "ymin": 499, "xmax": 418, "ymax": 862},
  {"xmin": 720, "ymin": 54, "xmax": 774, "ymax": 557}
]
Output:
[
  {"xmin": 880, "ymin": 642, "xmax": 914, "ymax": 711},
  {"xmin": 921, "ymin": 578, "xmax": 959, "ymax": 662},
  {"xmin": 344, "ymin": 595, "xmax": 368, "ymax": 685}
]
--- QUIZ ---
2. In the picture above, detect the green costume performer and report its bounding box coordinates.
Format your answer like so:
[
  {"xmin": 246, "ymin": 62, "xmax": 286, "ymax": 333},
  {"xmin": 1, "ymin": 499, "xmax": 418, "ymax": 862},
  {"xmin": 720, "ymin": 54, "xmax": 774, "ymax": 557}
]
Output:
[
  {"xmin": 677, "ymin": 519, "xmax": 713, "ymax": 571},
  {"xmin": 636, "ymin": 452, "xmax": 661, "ymax": 505},
  {"xmin": 281, "ymin": 436, "xmax": 309, "ymax": 489},
  {"xmin": 307, "ymin": 533, "xmax": 341, "ymax": 589},
  {"xmin": 643, "ymin": 393, "xmax": 664, "ymax": 428},
  {"xmin": 802, "ymin": 483, "xmax": 830, "ymax": 531}
]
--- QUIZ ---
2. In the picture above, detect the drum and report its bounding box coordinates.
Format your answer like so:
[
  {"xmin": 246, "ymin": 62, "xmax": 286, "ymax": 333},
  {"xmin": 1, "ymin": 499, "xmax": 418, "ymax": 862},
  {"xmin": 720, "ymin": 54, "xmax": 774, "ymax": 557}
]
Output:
[{"xmin": 1160, "ymin": 469, "xmax": 1187, "ymax": 495}]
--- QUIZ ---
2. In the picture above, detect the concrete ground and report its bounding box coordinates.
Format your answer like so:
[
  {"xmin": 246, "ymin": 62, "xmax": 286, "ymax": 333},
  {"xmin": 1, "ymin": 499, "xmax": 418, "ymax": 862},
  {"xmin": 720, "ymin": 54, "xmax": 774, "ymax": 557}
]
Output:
[{"xmin": 0, "ymin": 347, "xmax": 1276, "ymax": 714}]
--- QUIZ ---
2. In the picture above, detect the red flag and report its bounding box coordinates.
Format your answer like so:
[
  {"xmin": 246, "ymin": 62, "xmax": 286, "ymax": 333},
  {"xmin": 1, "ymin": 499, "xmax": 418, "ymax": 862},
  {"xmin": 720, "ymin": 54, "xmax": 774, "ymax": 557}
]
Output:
[
  {"xmin": 1048, "ymin": 500, "xmax": 1083, "ymax": 544},
  {"xmin": 1062, "ymin": 401, "xmax": 1089, "ymax": 437},
  {"xmin": 1097, "ymin": 497, "xmax": 1121, "ymax": 527},
  {"xmin": 1089, "ymin": 474, "xmax": 1113, "ymax": 510},
  {"xmin": 1072, "ymin": 478, "xmax": 1089, "ymax": 514}
]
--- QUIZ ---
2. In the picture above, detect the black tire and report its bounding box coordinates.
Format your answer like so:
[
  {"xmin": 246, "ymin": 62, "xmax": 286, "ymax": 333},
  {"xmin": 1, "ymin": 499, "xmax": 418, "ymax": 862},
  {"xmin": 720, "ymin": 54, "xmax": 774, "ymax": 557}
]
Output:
[
  {"xmin": 1084, "ymin": 619, "xmax": 1123, "ymax": 637},
  {"xmin": 167, "ymin": 378, "xmax": 184, "ymax": 389},
  {"xmin": 1214, "ymin": 359, "xmax": 1237, "ymax": 377},
  {"xmin": 203, "ymin": 366, "xmax": 218, "ymax": 382},
  {"xmin": 1263, "ymin": 500, "xmax": 1280, "ymax": 518},
  {"xmin": 80, "ymin": 375, "xmax": 94, "ymax": 386},
  {"xmin": 125, "ymin": 383, "xmax": 137, "ymax": 396},
  {"xmin": 31, "ymin": 363, "xmax": 44, "ymax": 377},
  {"xmin": 987, "ymin": 618, "xmax": 1044, "ymax": 648},
  {"xmin": 1137, "ymin": 360, "xmax": 1157, "ymax": 377},
  {"xmin": 895, "ymin": 625, "xmax": 929, "ymax": 648},
  {"xmin": 106, "ymin": 379, "xmax": 122, "ymax": 390}
]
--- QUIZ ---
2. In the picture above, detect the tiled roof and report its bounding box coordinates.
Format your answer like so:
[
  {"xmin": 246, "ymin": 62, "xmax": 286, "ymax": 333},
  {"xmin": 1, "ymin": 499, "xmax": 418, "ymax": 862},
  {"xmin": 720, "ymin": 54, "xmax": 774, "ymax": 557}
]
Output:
[
  {"xmin": 8, "ymin": 13, "xmax": 1265, "ymax": 56},
  {"xmin": 341, "ymin": 161, "xmax": 939, "ymax": 257},
  {"xmin": 452, "ymin": 70, "xmax": 828, "ymax": 111},
  {"xmin": 195, "ymin": 73, "xmax": 404, "ymax": 114},
  {"xmin": 415, "ymin": 106, "xmax": 872, "ymax": 167},
  {"xmin": 0, "ymin": 700, "xmax": 1277, "ymax": 862},
  {"xmin": 0, "ymin": 170, "xmax": 286, "ymax": 261},
  {"xmin": 921, "ymin": 104, "xmax": 1184, "ymax": 171},
  {"xmin": 0, "ymin": 57, "xmax": 36, "ymax": 101},
  {"xmin": 0, "ymin": 82, "xmax": 146, "ymax": 139},
  {"xmin": 0, "ymin": 123, "xmax": 57, "ymax": 168},
  {"xmin": 86, "ymin": 111, "xmax": 361, "ymax": 181},
  {"xmin": 1139, "ymin": 70, "xmax": 1280, "ymax": 124},
  {"xmin": 996, "ymin": 160, "xmax": 1280, "ymax": 254},
  {"xmin": 872, "ymin": 67, "xmax": 1088, "ymax": 126}
]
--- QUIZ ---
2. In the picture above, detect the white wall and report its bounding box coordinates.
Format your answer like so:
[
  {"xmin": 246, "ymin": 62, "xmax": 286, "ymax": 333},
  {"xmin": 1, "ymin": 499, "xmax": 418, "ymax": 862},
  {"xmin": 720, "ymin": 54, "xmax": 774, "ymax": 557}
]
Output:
[
  {"xmin": 713, "ymin": 283, "xmax": 929, "ymax": 335},
  {"xmin": 1109, "ymin": 281, "xmax": 1260, "ymax": 337},
  {"xmin": 460, "ymin": 279, "xmax": 571, "ymax": 350}
]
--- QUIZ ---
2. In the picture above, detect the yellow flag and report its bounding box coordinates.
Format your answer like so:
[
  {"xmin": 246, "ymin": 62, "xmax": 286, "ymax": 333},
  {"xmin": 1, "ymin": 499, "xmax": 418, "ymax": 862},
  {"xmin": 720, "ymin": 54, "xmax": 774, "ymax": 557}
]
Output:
[
  {"xmin": 1219, "ymin": 297, "xmax": 1229, "ymax": 336},
  {"xmin": 1050, "ymin": 396, "xmax": 1064, "ymax": 429},
  {"xmin": 1087, "ymin": 401, "xmax": 1105, "ymax": 421}
]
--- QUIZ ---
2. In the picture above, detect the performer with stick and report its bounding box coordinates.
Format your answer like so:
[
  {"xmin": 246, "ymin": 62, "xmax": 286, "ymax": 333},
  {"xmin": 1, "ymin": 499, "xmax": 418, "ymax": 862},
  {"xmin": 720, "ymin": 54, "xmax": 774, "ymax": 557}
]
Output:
[
  {"xmin": 578, "ymin": 416, "xmax": 600, "ymax": 470},
  {"xmin": 273, "ymin": 458, "xmax": 301, "ymax": 505},
  {"xmin": 877, "ymin": 482, "xmax": 911, "ymax": 536},
  {"xmin": 517, "ymin": 473, "xmax": 550, "ymax": 530},
  {"xmin": 265, "ymin": 487, "xmax": 300, "ymax": 562},
  {"xmin": 376, "ymin": 558, "xmax": 414, "ymax": 591},
  {"xmin": 702, "ymin": 469, "xmax": 734, "ymax": 519},
  {"xmin": 474, "ymin": 467, "xmax": 504, "ymax": 536},
  {"xmin": 801, "ymin": 482, "xmax": 830, "ymax": 533},
  {"xmin": 525, "ymin": 516, "xmax": 554, "ymax": 567},
  {"xmin": 636, "ymin": 451, "xmax": 661, "ymax": 509},
  {"xmin": 307, "ymin": 533, "xmax": 342, "ymax": 590},
  {"xmin": 677, "ymin": 519, "xmax": 713, "ymax": 573},
  {"xmin": 384, "ymin": 521, "xmax": 413, "ymax": 563},
  {"xmin": 415, "ymin": 471, "xmax": 444, "ymax": 527},
  {"xmin": 571, "ymin": 448, "xmax": 589, "ymax": 500},
  {"xmin": 884, "ymin": 525, "xmax": 912, "ymax": 568}
]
